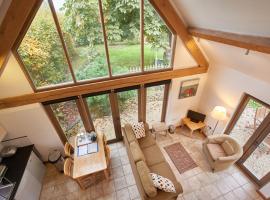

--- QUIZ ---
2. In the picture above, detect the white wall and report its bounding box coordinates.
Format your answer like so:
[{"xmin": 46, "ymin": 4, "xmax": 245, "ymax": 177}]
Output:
[
  {"xmin": 166, "ymin": 37, "xmax": 208, "ymax": 126},
  {"xmin": 0, "ymin": 54, "xmax": 63, "ymax": 161},
  {"xmin": 198, "ymin": 62, "xmax": 270, "ymax": 135},
  {"xmin": 0, "ymin": 104, "xmax": 63, "ymax": 161}
]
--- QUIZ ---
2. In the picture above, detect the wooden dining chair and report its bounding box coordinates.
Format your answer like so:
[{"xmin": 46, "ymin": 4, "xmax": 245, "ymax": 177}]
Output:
[
  {"xmin": 64, "ymin": 142, "xmax": 74, "ymax": 158},
  {"xmin": 64, "ymin": 158, "xmax": 74, "ymax": 177}
]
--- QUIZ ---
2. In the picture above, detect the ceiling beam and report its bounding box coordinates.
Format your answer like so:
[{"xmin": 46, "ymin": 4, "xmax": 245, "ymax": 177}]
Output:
[
  {"xmin": 0, "ymin": 66, "xmax": 207, "ymax": 109},
  {"xmin": 149, "ymin": 0, "xmax": 209, "ymax": 68},
  {"xmin": 0, "ymin": 0, "xmax": 40, "ymax": 76},
  {"xmin": 189, "ymin": 27, "xmax": 270, "ymax": 54}
]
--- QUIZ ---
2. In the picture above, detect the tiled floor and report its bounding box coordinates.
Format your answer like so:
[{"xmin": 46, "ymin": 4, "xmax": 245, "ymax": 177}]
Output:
[{"xmin": 40, "ymin": 128, "xmax": 263, "ymax": 200}]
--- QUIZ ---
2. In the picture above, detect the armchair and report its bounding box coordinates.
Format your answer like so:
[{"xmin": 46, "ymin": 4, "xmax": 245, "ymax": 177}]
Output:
[{"xmin": 202, "ymin": 134, "xmax": 243, "ymax": 172}]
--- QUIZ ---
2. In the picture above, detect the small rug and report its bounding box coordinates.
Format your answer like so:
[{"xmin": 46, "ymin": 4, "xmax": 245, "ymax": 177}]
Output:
[{"xmin": 164, "ymin": 142, "xmax": 197, "ymax": 174}]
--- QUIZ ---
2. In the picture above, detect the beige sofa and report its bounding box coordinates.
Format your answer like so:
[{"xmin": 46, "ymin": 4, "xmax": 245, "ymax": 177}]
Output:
[
  {"xmin": 123, "ymin": 123, "xmax": 183, "ymax": 200},
  {"xmin": 203, "ymin": 134, "xmax": 243, "ymax": 172}
]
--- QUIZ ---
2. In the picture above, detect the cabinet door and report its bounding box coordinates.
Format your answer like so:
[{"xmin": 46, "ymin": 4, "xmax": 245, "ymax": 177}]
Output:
[
  {"xmin": 15, "ymin": 152, "xmax": 45, "ymax": 200},
  {"xmin": 27, "ymin": 152, "xmax": 46, "ymax": 181}
]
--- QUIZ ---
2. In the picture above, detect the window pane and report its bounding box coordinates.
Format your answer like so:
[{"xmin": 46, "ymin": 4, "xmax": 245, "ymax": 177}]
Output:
[
  {"xmin": 86, "ymin": 94, "xmax": 116, "ymax": 140},
  {"xmin": 52, "ymin": 0, "xmax": 109, "ymax": 81},
  {"xmin": 17, "ymin": 0, "xmax": 73, "ymax": 89},
  {"xmin": 144, "ymin": 0, "xmax": 173, "ymax": 71},
  {"xmin": 229, "ymin": 99, "xmax": 270, "ymax": 146},
  {"xmin": 51, "ymin": 100, "xmax": 86, "ymax": 141},
  {"xmin": 117, "ymin": 90, "xmax": 138, "ymax": 127},
  {"xmin": 102, "ymin": 0, "xmax": 141, "ymax": 75},
  {"xmin": 146, "ymin": 85, "xmax": 165, "ymax": 128},
  {"xmin": 243, "ymin": 132, "xmax": 270, "ymax": 179}
]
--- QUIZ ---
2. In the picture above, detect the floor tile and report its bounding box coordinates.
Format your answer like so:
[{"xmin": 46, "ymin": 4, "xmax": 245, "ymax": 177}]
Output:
[
  {"xmin": 116, "ymin": 188, "xmax": 131, "ymax": 200},
  {"xmin": 128, "ymin": 185, "xmax": 140, "ymax": 200}
]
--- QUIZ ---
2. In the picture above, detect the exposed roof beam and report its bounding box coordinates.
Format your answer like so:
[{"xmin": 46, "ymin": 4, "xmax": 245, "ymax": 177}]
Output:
[
  {"xmin": 189, "ymin": 27, "xmax": 270, "ymax": 54},
  {"xmin": 0, "ymin": 0, "xmax": 40, "ymax": 76},
  {"xmin": 149, "ymin": 0, "xmax": 209, "ymax": 68},
  {"xmin": 0, "ymin": 66, "xmax": 207, "ymax": 109}
]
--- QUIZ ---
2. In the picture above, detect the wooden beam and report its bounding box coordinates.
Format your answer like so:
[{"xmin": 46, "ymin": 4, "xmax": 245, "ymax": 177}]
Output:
[
  {"xmin": 189, "ymin": 27, "xmax": 270, "ymax": 54},
  {"xmin": 0, "ymin": 66, "xmax": 207, "ymax": 109},
  {"xmin": 149, "ymin": 0, "xmax": 208, "ymax": 68},
  {"xmin": 0, "ymin": 0, "xmax": 40, "ymax": 76}
]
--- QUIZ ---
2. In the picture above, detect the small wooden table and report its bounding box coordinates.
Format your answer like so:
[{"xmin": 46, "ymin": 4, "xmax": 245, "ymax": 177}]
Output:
[
  {"xmin": 73, "ymin": 133, "xmax": 108, "ymax": 189},
  {"xmin": 181, "ymin": 117, "xmax": 206, "ymax": 137}
]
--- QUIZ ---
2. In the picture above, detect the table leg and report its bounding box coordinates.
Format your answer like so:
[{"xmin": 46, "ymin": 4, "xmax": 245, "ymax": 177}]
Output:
[{"xmin": 190, "ymin": 130, "xmax": 194, "ymax": 137}]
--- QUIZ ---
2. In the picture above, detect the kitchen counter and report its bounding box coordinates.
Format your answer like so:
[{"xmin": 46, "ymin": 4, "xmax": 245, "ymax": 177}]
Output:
[{"xmin": 1, "ymin": 145, "xmax": 34, "ymax": 200}]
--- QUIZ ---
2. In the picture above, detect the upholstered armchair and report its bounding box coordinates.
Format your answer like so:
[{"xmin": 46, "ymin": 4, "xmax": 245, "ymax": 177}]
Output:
[{"xmin": 202, "ymin": 134, "xmax": 243, "ymax": 172}]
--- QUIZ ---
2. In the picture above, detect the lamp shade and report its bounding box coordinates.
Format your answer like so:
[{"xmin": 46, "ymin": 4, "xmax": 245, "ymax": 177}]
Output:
[{"xmin": 211, "ymin": 106, "xmax": 227, "ymax": 121}]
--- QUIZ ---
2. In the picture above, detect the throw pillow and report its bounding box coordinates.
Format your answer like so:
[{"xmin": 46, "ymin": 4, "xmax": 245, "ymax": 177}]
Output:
[
  {"xmin": 131, "ymin": 122, "xmax": 146, "ymax": 139},
  {"xmin": 150, "ymin": 173, "xmax": 176, "ymax": 193},
  {"xmin": 221, "ymin": 140, "xmax": 234, "ymax": 156}
]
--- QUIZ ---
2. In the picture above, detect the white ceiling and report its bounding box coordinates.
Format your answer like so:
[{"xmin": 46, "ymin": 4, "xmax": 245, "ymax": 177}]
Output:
[{"xmin": 171, "ymin": 0, "xmax": 270, "ymax": 37}]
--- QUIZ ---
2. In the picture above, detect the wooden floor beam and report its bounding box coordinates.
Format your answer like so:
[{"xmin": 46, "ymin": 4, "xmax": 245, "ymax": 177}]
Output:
[
  {"xmin": 149, "ymin": 0, "xmax": 209, "ymax": 68},
  {"xmin": 0, "ymin": 66, "xmax": 207, "ymax": 109},
  {"xmin": 189, "ymin": 27, "xmax": 270, "ymax": 54}
]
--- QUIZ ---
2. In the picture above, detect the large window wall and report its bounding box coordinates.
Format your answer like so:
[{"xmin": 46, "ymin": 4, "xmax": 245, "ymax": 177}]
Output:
[
  {"xmin": 44, "ymin": 81, "xmax": 170, "ymax": 144},
  {"xmin": 15, "ymin": 0, "xmax": 175, "ymax": 91}
]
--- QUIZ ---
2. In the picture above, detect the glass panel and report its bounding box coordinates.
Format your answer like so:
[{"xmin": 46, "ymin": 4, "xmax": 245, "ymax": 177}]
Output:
[
  {"xmin": 51, "ymin": 100, "xmax": 86, "ymax": 141},
  {"xmin": 229, "ymin": 98, "xmax": 270, "ymax": 146},
  {"xmin": 102, "ymin": 0, "xmax": 141, "ymax": 75},
  {"xmin": 52, "ymin": 0, "xmax": 109, "ymax": 81},
  {"xmin": 17, "ymin": 0, "xmax": 73, "ymax": 89},
  {"xmin": 146, "ymin": 85, "xmax": 165, "ymax": 128},
  {"xmin": 86, "ymin": 94, "xmax": 116, "ymax": 140},
  {"xmin": 144, "ymin": 0, "xmax": 173, "ymax": 71},
  {"xmin": 243, "ymin": 132, "xmax": 270, "ymax": 179},
  {"xmin": 117, "ymin": 90, "xmax": 139, "ymax": 127}
]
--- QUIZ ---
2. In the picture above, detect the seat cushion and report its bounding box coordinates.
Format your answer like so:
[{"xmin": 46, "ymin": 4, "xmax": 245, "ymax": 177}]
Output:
[
  {"xmin": 130, "ymin": 141, "xmax": 146, "ymax": 163},
  {"xmin": 206, "ymin": 143, "xmax": 226, "ymax": 160},
  {"xmin": 221, "ymin": 140, "xmax": 234, "ymax": 156},
  {"xmin": 142, "ymin": 145, "xmax": 165, "ymax": 166},
  {"xmin": 124, "ymin": 124, "xmax": 137, "ymax": 143},
  {"xmin": 138, "ymin": 134, "xmax": 156, "ymax": 149},
  {"xmin": 149, "ymin": 162, "xmax": 182, "ymax": 200},
  {"xmin": 136, "ymin": 161, "xmax": 157, "ymax": 198}
]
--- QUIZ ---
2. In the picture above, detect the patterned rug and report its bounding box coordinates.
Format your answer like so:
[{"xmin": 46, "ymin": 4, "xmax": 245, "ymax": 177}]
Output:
[{"xmin": 164, "ymin": 142, "xmax": 197, "ymax": 174}]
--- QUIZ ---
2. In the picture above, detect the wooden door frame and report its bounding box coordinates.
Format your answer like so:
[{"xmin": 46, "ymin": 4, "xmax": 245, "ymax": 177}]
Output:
[
  {"xmin": 237, "ymin": 117, "xmax": 270, "ymax": 186},
  {"xmin": 225, "ymin": 93, "xmax": 270, "ymax": 186}
]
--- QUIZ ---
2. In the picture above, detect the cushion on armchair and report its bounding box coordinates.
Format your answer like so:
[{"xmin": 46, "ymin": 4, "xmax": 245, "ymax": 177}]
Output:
[
  {"xmin": 221, "ymin": 140, "xmax": 234, "ymax": 156},
  {"xmin": 206, "ymin": 143, "xmax": 226, "ymax": 160}
]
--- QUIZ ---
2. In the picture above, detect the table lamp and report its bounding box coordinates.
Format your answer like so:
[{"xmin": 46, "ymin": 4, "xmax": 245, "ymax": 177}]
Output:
[{"xmin": 211, "ymin": 106, "xmax": 227, "ymax": 134}]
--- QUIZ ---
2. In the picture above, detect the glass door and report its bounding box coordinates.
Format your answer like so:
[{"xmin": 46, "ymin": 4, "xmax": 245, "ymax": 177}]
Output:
[
  {"xmin": 227, "ymin": 96, "xmax": 270, "ymax": 148},
  {"xmin": 84, "ymin": 94, "xmax": 117, "ymax": 141},
  {"xmin": 238, "ymin": 124, "xmax": 270, "ymax": 186},
  {"xmin": 116, "ymin": 89, "xmax": 139, "ymax": 127},
  {"xmin": 146, "ymin": 85, "xmax": 165, "ymax": 128}
]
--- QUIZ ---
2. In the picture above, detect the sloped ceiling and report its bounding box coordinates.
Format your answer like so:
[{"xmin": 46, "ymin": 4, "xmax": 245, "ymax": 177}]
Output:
[
  {"xmin": 171, "ymin": 0, "xmax": 270, "ymax": 84},
  {"xmin": 171, "ymin": 0, "xmax": 270, "ymax": 36}
]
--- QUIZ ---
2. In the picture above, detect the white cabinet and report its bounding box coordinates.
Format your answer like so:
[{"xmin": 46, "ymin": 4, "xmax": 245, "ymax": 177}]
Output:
[{"xmin": 14, "ymin": 152, "xmax": 45, "ymax": 200}]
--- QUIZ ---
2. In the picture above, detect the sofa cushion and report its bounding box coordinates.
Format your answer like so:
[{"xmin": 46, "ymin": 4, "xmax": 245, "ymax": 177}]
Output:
[
  {"xmin": 221, "ymin": 140, "xmax": 234, "ymax": 156},
  {"xmin": 124, "ymin": 124, "xmax": 137, "ymax": 143},
  {"xmin": 136, "ymin": 161, "xmax": 157, "ymax": 198},
  {"xmin": 142, "ymin": 145, "xmax": 165, "ymax": 166},
  {"xmin": 149, "ymin": 162, "xmax": 182, "ymax": 200},
  {"xmin": 206, "ymin": 143, "xmax": 226, "ymax": 160},
  {"xmin": 130, "ymin": 141, "xmax": 146, "ymax": 163},
  {"xmin": 138, "ymin": 134, "xmax": 156, "ymax": 149},
  {"xmin": 150, "ymin": 173, "xmax": 176, "ymax": 193},
  {"xmin": 132, "ymin": 122, "xmax": 146, "ymax": 139}
]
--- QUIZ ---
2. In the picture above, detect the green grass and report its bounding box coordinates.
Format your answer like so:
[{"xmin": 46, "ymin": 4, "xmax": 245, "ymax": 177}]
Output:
[{"xmin": 72, "ymin": 44, "xmax": 165, "ymax": 76}]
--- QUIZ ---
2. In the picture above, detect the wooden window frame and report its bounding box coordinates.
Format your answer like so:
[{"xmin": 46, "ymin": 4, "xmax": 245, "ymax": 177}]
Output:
[
  {"xmin": 225, "ymin": 93, "xmax": 270, "ymax": 186},
  {"xmin": 12, "ymin": 0, "xmax": 176, "ymax": 92},
  {"xmin": 44, "ymin": 81, "xmax": 171, "ymax": 144}
]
